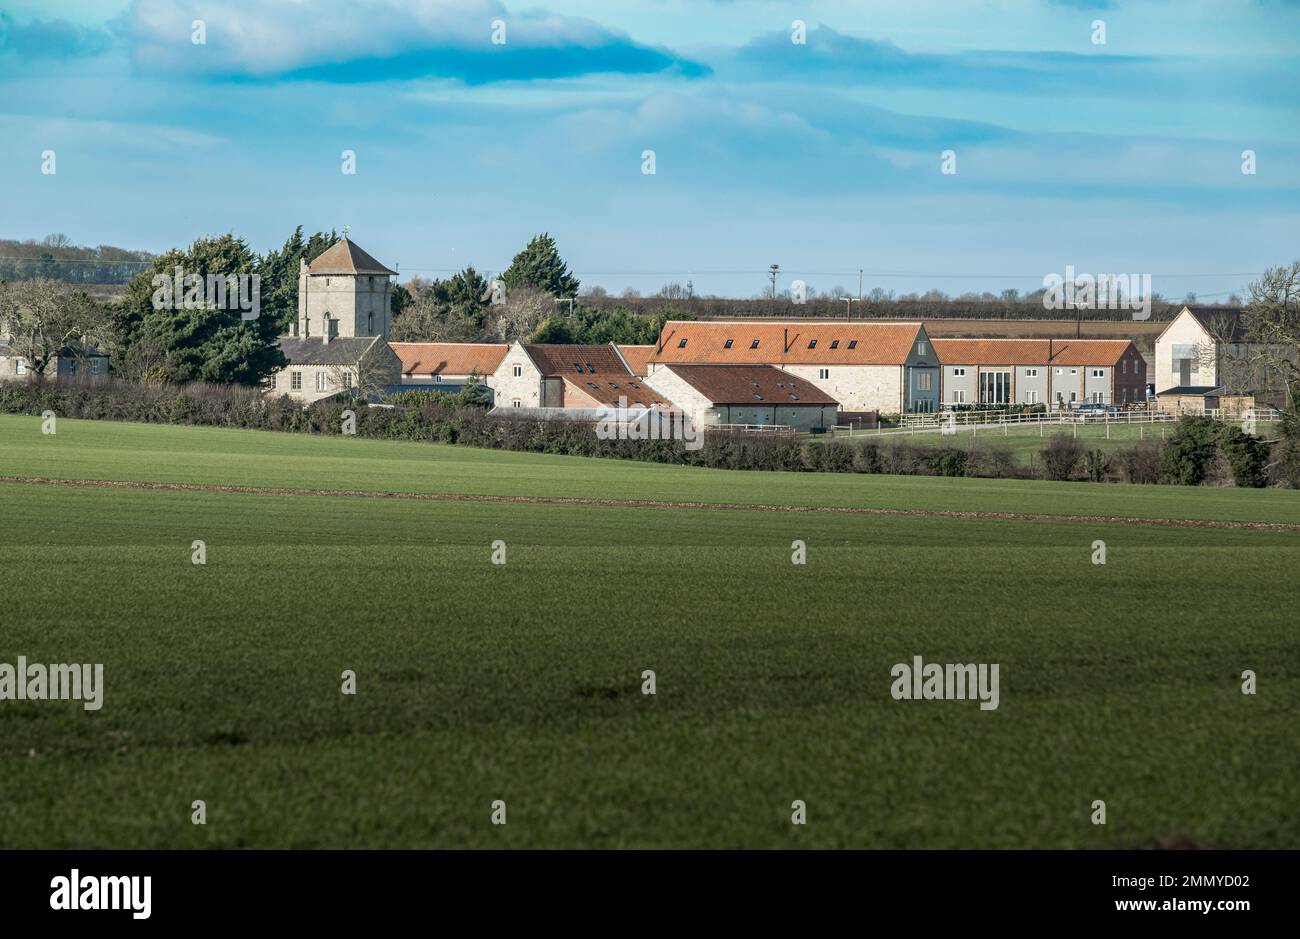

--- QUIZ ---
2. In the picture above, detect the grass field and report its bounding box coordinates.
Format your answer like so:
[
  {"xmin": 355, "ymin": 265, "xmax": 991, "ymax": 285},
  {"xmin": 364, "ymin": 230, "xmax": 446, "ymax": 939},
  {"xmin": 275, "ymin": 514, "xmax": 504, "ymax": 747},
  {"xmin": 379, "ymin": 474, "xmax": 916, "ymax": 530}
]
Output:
[{"xmin": 1, "ymin": 414, "xmax": 1298, "ymax": 848}]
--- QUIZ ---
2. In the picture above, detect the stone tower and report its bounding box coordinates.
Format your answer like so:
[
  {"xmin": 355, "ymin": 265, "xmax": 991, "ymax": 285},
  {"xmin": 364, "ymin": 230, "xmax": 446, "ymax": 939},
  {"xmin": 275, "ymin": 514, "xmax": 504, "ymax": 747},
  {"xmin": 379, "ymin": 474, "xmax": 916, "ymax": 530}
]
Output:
[{"xmin": 295, "ymin": 237, "xmax": 396, "ymax": 341}]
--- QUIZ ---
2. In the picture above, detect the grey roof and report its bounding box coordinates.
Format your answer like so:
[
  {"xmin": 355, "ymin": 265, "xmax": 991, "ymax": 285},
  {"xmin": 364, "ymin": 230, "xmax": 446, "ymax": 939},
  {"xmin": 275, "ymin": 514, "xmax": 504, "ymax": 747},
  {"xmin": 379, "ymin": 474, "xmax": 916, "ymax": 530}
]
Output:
[
  {"xmin": 277, "ymin": 336, "xmax": 380, "ymax": 366},
  {"xmin": 1184, "ymin": 306, "xmax": 1247, "ymax": 342},
  {"xmin": 0, "ymin": 343, "xmax": 108, "ymax": 358},
  {"xmin": 306, "ymin": 238, "xmax": 396, "ymax": 276},
  {"xmin": 1158, "ymin": 385, "xmax": 1222, "ymax": 395}
]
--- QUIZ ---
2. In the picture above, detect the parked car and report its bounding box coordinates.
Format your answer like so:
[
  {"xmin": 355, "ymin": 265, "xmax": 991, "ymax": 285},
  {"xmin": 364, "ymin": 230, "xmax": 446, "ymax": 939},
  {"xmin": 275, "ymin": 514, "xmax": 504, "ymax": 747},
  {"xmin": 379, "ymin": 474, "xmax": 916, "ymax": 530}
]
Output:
[{"xmin": 1074, "ymin": 402, "xmax": 1120, "ymax": 418}]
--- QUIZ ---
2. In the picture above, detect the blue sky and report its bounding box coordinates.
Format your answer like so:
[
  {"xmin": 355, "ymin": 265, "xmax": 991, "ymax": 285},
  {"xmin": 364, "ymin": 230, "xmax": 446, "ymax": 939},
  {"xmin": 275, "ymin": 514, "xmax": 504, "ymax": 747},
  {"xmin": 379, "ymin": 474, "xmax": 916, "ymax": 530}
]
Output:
[{"xmin": 1, "ymin": 0, "xmax": 1297, "ymax": 299}]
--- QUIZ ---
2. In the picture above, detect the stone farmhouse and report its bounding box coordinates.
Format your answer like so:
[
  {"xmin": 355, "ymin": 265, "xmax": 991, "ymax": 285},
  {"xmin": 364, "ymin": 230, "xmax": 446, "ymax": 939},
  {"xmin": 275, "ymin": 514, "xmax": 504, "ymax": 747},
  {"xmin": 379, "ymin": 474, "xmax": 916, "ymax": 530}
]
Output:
[
  {"xmin": 643, "ymin": 364, "xmax": 838, "ymax": 431},
  {"xmin": 389, "ymin": 342, "xmax": 508, "ymax": 397},
  {"xmin": 0, "ymin": 339, "xmax": 109, "ymax": 383},
  {"xmin": 492, "ymin": 342, "xmax": 670, "ymax": 410},
  {"xmin": 644, "ymin": 320, "xmax": 940, "ymax": 414}
]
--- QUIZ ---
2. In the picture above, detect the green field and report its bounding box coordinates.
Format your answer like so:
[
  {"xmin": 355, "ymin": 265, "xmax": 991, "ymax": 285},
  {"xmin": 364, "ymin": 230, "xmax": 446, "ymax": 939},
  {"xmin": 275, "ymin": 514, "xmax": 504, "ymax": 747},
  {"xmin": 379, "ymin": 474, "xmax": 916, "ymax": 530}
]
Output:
[{"xmin": 1, "ymin": 414, "xmax": 1298, "ymax": 848}]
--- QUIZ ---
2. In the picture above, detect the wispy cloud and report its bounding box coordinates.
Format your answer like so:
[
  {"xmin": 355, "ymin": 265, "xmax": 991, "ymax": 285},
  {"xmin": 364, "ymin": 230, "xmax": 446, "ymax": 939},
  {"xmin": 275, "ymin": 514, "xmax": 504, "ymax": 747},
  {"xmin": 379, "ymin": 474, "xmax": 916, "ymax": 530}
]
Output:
[
  {"xmin": 0, "ymin": 12, "xmax": 113, "ymax": 59},
  {"xmin": 118, "ymin": 0, "xmax": 708, "ymax": 83}
]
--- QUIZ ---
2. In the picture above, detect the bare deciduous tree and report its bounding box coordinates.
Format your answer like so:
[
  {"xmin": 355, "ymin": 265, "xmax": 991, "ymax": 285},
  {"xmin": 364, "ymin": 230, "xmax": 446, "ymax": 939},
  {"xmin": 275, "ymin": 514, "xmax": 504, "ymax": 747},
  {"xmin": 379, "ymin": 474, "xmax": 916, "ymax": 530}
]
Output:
[
  {"xmin": 482, "ymin": 285, "xmax": 551, "ymax": 341},
  {"xmin": 0, "ymin": 277, "xmax": 108, "ymax": 379},
  {"xmin": 326, "ymin": 341, "xmax": 392, "ymax": 401}
]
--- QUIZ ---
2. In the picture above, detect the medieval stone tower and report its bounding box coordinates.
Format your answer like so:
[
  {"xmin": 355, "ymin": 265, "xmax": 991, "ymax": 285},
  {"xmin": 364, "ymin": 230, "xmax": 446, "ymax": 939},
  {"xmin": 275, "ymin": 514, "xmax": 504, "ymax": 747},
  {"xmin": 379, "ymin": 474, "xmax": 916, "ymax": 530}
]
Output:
[{"xmin": 295, "ymin": 237, "xmax": 396, "ymax": 341}]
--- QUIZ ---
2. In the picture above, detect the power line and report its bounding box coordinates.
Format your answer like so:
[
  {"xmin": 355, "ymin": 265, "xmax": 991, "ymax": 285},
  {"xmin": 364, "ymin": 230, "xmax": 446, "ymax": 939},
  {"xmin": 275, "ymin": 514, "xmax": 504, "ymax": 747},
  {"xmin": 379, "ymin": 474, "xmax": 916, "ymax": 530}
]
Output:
[{"xmin": 0, "ymin": 253, "xmax": 1263, "ymax": 275}]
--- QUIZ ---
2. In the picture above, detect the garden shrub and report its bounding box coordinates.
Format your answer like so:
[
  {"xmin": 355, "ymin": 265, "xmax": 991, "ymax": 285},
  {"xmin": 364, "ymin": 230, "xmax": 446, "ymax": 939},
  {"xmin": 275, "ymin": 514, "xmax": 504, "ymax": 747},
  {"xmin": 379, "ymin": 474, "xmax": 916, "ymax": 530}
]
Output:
[{"xmin": 1039, "ymin": 434, "xmax": 1083, "ymax": 481}]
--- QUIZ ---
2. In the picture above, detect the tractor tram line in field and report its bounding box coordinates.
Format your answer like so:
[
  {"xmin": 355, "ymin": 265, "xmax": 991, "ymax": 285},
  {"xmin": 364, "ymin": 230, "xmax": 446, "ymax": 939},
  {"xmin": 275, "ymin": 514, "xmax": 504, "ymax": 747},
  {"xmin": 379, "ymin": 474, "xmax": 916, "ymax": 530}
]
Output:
[{"xmin": 3, "ymin": 474, "xmax": 1298, "ymax": 533}]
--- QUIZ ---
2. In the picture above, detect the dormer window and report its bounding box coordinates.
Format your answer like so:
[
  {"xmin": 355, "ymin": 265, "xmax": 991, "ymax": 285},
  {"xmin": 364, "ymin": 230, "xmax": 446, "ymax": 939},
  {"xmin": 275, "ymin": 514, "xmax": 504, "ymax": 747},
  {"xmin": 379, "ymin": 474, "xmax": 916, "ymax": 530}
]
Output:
[
  {"xmin": 723, "ymin": 339, "xmax": 734, "ymax": 348},
  {"xmin": 847, "ymin": 340, "xmax": 858, "ymax": 349},
  {"xmin": 808, "ymin": 339, "xmax": 817, "ymax": 349},
  {"xmin": 678, "ymin": 339, "xmax": 688, "ymax": 348},
  {"xmin": 574, "ymin": 364, "xmax": 583, "ymax": 373},
  {"xmin": 830, "ymin": 340, "xmax": 839, "ymax": 349},
  {"xmin": 750, "ymin": 340, "xmax": 760, "ymax": 349}
]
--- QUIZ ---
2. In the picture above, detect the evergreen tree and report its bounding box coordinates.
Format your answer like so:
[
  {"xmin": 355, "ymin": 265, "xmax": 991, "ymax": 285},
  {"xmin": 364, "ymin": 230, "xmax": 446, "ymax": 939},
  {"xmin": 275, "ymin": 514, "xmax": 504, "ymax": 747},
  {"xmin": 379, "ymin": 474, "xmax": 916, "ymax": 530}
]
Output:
[
  {"xmin": 119, "ymin": 234, "xmax": 286, "ymax": 385},
  {"xmin": 501, "ymin": 233, "xmax": 579, "ymax": 298}
]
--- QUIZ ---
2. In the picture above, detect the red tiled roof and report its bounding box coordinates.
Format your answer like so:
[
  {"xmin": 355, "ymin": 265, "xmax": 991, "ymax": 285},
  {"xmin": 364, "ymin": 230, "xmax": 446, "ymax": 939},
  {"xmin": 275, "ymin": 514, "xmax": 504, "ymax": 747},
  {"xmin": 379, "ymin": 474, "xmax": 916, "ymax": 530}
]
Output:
[
  {"xmin": 521, "ymin": 344, "xmax": 669, "ymax": 407},
  {"xmin": 524, "ymin": 344, "xmax": 634, "ymax": 378},
  {"xmin": 562, "ymin": 375, "xmax": 670, "ymax": 408},
  {"xmin": 649, "ymin": 320, "xmax": 924, "ymax": 365},
  {"xmin": 616, "ymin": 344, "xmax": 655, "ymax": 377},
  {"xmin": 930, "ymin": 338, "xmax": 1135, "ymax": 367},
  {"xmin": 389, "ymin": 342, "xmax": 508, "ymax": 377},
  {"xmin": 660, "ymin": 364, "xmax": 839, "ymax": 406}
]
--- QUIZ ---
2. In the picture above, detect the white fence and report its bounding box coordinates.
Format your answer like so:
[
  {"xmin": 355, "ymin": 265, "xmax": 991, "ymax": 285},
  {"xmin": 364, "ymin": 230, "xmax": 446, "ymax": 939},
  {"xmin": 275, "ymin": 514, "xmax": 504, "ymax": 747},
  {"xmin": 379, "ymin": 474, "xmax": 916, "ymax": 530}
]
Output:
[
  {"xmin": 712, "ymin": 423, "xmax": 795, "ymax": 434},
  {"xmin": 830, "ymin": 406, "xmax": 1279, "ymax": 440}
]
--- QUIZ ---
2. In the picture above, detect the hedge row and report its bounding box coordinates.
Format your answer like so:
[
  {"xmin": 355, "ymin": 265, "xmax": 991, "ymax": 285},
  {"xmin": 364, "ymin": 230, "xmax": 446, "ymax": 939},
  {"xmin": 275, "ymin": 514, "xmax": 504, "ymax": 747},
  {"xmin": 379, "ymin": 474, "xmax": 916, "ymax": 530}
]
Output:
[{"xmin": 0, "ymin": 379, "xmax": 1289, "ymax": 486}]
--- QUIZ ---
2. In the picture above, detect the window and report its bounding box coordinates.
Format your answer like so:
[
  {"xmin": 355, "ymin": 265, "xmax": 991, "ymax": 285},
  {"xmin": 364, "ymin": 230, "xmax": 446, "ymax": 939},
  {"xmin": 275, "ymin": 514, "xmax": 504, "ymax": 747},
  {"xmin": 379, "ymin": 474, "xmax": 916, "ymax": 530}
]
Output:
[
  {"xmin": 315, "ymin": 372, "xmax": 327, "ymax": 392},
  {"xmin": 367, "ymin": 312, "xmax": 374, "ymax": 334},
  {"xmin": 1055, "ymin": 368, "xmax": 1063, "ymax": 375},
  {"xmin": 434, "ymin": 374, "xmax": 442, "ymax": 384},
  {"xmin": 67, "ymin": 360, "xmax": 76, "ymax": 376},
  {"xmin": 807, "ymin": 339, "xmax": 817, "ymax": 349},
  {"xmin": 818, "ymin": 368, "xmax": 829, "ymax": 380},
  {"xmin": 1026, "ymin": 390, "xmax": 1038, "ymax": 404},
  {"xmin": 829, "ymin": 340, "xmax": 839, "ymax": 349},
  {"xmin": 724, "ymin": 339, "xmax": 734, "ymax": 348},
  {"xmin": 916, "ymin": 340, "xmax": 928, "ymax": 356},
  {"xmin": 788, "ymin": 393, "xmax": 799, "ymax": 400},
  {"xmin": 513, "ymin": 365, "xmax": 523, "ymax": 377},
  {"xmin": 587, "ymin": 382, "xmax": 599, "ymax": 390},
  {"xmin": 978, "ymin": 371, "xmax": 1011, "ymax": 405},
  {"xmin": 750, "ymin": 340, "xmax": 760, "ymax": 349},
  {"xmin": 916, "ymin": 372, "xmax": 933, "ymax": 391},
  {"xmin": 15, "ymin": 358, "xmax": 26, "ymax": 376},
  {"xmin": 291, "ymin": 371, "xmax": 302, "ymax": 391},
  {"xmin": 1091, "ymin": 391, "xmax": 1104, "ymax": 403},
  {"xmin": 678, "ymin": 339, "xmax": 688, "ymax": 348},
  {"xmin": 953, "ymin": 367, "xmax": 966, "ymax": 377},
  {"xmin": 343, "ymin": 372, "xmax": 353, "ymax": 389},
  {"xmin": 511, "ymin": 399, "xmax": 522, "ymax": 407},
  {"xmin": 1091, "ymin": 369, "xmax": 1105, "ymax": 378},
  {"xmin": 574, "ymin": 364, "xmax": 583, "ymax": 373},
  {"xmin": 1025, "ymin": 368, "xmax": 1038, "ymax": 377},
  {"xmin": 586, "ymin": 364, "xmax": 595, "ymax": 374},
  {"xmin": 267, "ymin": 373, "xmax": 276, "ymax": 390},
  {"xmin": 1070, "ymin": 369, "xmax": 1078, "ymax": 375},
  {"xmin": 847, "ymin": 340, "xmax": 858, "ymax": 349},
  {"xmin": 1070, "ymin": 391, "xmax": 1077, "ymax": 403},
  {"xmin": 952, "ymin": 390, "xmax": 966, "ymax": 404},
  {"xmin": 751, "ymin": 392, "xmax": 763, "ymax": 399},
  {"xmin": 1122, "ymin": 360, "xmax": 1127, "ymax": 374}
]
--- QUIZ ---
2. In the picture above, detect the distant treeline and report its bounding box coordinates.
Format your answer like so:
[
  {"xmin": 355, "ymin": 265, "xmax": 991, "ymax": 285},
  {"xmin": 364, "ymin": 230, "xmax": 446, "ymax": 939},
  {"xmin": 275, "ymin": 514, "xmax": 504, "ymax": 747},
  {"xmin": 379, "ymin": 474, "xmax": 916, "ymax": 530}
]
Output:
[
  {"xmin": 576, "ymin": 295, "xmax": 1203, "ymax": 322},
  {"xmin": 0, "ymin": 236, "xmax": 154, "ymax": 286}
]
